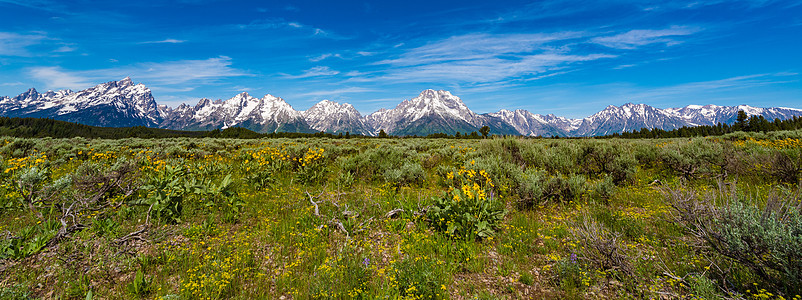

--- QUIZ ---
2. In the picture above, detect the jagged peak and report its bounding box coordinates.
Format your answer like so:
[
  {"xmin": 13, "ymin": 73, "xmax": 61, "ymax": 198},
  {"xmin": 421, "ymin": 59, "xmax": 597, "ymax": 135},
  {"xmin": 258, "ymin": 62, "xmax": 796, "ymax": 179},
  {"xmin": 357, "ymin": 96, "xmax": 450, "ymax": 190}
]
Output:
[
  {"xmin": 195, "ymin": 98, "xmax": 213, "ymax": 107},
  {"xmin": 261, "ymin": 94, "xmax": 286, "ymax": 102},
  {"xmin": 114, "ymin": 77, "xmax": 134, "ymax": 87},
  {"xmin": 312, "ymin": 99, "xmax": 338, "ymax": 106},
  {"xmin": 416, "ymin": 89, "xmax": 458, "ymax": 100}
]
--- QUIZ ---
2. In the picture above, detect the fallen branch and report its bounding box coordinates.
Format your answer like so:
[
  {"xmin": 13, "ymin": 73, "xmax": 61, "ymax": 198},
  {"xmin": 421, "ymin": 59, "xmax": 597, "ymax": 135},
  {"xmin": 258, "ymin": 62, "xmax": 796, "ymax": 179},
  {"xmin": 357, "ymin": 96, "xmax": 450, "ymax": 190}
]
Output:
[{"xmin": 385, "ymin": 208, "xmax": 404, "ymax": 219}]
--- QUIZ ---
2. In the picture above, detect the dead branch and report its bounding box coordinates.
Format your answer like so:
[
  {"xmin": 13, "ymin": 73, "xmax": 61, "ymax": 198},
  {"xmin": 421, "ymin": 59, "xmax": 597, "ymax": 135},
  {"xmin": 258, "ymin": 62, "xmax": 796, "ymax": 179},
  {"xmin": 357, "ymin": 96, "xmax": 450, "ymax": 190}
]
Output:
[{"xmin": 385, "ymin": 208, "xmax": 404, "ymax": 219}]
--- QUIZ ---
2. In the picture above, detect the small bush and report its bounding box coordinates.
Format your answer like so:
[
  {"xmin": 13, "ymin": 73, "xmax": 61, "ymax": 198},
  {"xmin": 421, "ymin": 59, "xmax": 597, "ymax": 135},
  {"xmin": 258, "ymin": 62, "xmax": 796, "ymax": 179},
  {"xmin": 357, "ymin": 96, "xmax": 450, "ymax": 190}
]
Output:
[
  {"xmin": 383, "ymin": 161, "xmax": 424, "ymax": 187},
  {"xmin": 429, "ymin": 168, "xmax": 505, "ymax": 240},
  {"xmin": 570, "ymin": 215, "xmax": 632, "ymax": 276},
  {"xmin": 663, "ymin": 183, "xmax": 802, "ymax": 295}
]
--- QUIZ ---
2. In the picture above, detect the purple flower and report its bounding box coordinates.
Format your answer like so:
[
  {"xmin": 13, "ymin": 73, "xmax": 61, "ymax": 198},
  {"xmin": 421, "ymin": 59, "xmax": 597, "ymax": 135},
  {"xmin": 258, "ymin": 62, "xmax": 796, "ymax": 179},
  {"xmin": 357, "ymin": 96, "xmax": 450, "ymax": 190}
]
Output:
[
  {"xmin": 362, "ymin": 258, "xmax": 370, "ymax": 267},
  {"xmin": 570, "ymin": 253, "xmax": 577, "ymax": 263}
]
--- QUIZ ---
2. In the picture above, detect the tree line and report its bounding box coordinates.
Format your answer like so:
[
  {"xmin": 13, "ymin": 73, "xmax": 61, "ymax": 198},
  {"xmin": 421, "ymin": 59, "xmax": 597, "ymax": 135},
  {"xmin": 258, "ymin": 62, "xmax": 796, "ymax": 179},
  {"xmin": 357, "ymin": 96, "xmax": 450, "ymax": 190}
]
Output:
[
  {"xmin": 2, "ymin": 113, "xmax": 800, "ymax": 140},
  {"xmin": 606, "ymin": 111, "xmax": 802, "ymax": 139}
]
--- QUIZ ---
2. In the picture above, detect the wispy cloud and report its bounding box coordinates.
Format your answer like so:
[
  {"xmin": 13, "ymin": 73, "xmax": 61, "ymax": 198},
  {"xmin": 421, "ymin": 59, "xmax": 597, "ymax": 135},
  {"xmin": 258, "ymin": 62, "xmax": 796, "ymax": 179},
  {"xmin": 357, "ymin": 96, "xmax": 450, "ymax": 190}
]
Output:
[
  {"xmin": 236, "ymin": 19, "xmax": 346, "ymax": 39},
  {"xmin": 629, "ymin": 72, "xmax": 799, "ymax": 101},
  {"xmin": 53, "ymin": 45, "xmax": 77, "ymax": 52},
  {"xmin": 309, "ymin": 53, "xmax": 343, "ymax": 62},
  {"xmin": 613, "ymin": 64, "xmax": 637, "ymax": 69},
  {"xmin": 0, "ymin": 0, "xmax": 66, "ymax": 12},
  {"xmin": 28, "ymin": 67, "xmax": 93, "ymax": 90},
  {"xmin": 376, "ymin": 32, "xmax": 583, "ymax": 66},
  {"xmin": 282, "ymin": 66, "xmax": 340, "ymax": 79},
  {"xmin": 370, "ymin": 32, "xmax": 612, "ymax": 83},
  {"xmin": 298, "ymin": 87, "xmax": 375, "ymax": 97},
  {"xmin": 591, "ymin": 26, "xmax": 701, "ymax": 49},
  {"xmin": 131, "ymin": 56, "xmax": 248, "ymax": 85},
  {"xmin": 28, "ymin": 56, "xmax": 249, "ymax": 90},
  {"xmin": 0, "ymin": 32, "xmax": 47, "ymax": 56},
  {"xmin": 140, "ymin": 38, "xmax": 186, "ymax": 44}
]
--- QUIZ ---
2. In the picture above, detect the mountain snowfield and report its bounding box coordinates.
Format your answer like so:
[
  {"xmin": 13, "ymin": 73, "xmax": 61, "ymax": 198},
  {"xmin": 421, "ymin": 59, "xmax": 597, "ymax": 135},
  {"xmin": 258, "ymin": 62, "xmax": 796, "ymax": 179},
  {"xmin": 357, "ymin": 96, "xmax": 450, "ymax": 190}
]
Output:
[{"xmin": 1, "ymin": 78, "xmax": 801, "ymax": 136}]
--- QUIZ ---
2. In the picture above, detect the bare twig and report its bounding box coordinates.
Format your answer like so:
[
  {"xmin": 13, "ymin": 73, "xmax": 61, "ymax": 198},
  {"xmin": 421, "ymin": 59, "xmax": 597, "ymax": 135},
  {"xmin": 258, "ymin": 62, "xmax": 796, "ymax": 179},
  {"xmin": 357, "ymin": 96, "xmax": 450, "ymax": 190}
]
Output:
[{"xmin": 385, "ymin": 208, "xmax": 404, "ymax": 219}]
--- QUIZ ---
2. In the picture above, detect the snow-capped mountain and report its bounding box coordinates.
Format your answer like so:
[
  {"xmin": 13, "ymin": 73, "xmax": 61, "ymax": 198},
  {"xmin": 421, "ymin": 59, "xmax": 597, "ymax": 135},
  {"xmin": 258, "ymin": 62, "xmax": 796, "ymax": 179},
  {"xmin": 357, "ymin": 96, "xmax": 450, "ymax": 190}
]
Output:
[
  {"xmin": 161, "ymin": 92, "xmax": 314, "ymax": 133},
  {"xmin": 366, "ymin": 89, "xmax": 482, "ymax": 135},
  {"xmin": 570, "ymin": 103, "xmax": 688, "ymax": 136},
  {"xmin": 1, "ymin": 78, "xmax": 801, "ymax": 136},
  {"xmin": 0, "ymin": 77, "xmax": 164, "ymax": 127},
  {"xmin": 366, "ymin": 89, "xmax": 517, "ymax": 136},
  {"xmin": 303, "ymin": 100, "xmax": 372, "ymax": 135},
  {"xmin": 486, "ymin": 109, "xmax": 575, "ymax": 137},
  {"xmin": 489, "ymin": 103, "xmax": 802, "ymax": 137},
  {"xmin": 665, "ymin": 104, "xmax": 802, "ymax": 126}
]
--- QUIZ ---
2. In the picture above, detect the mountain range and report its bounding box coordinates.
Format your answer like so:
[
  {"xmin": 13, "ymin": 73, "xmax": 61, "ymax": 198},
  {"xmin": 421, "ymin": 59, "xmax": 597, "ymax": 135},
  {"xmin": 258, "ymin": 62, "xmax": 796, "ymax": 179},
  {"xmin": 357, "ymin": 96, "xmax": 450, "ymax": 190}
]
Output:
[{"xmin": 1, "ymin": 78, "xmax": 801, "ymax": 137}]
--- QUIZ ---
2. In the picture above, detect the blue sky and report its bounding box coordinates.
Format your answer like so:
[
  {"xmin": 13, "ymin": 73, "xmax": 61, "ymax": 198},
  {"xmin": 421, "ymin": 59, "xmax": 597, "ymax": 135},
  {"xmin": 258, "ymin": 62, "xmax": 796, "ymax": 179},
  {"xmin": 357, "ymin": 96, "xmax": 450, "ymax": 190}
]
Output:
[{"xmin": 0, "ymin": 0, "xmax": 800, "ymax": 118}]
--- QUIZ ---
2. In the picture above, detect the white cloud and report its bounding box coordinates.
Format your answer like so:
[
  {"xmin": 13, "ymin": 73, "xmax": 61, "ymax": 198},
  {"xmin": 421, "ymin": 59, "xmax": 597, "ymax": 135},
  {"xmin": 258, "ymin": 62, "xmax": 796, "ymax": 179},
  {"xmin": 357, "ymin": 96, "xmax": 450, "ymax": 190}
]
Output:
[
  {"xmin": 236, "ymin": 19, "xmax": 344, "ymax": 39},
  {"xmin": 298, "ymin": 87, "xmax": 374, "ymax": 97},
  {"xmin": 591, "ymin": 26, "xmax": 700, "ymax": 49},
  {"xmin": 28, "ymin": 56, "xmax": 249, "ymax": 91},
  {"xmin": 53, "ymin": 45, "xmax": 76, "ymax": 52},
  {"xmin": 132, "ymin": 56, "xmax": 247, "ymax": 85},
  {"xmin": 140, "ymin": 38, "xmax": 186, "ymax": 44},
  {"xmin": 371, "ymin": 32, "xmax": 612, "ymax": 83},
  {"xmin": 376, "ymin": 32, "xmax": 582, "ymax": 66},
  {"xmin": 613, "ymin": 64, "xmax": 637, "ymax": 69},
  {"xmin": 309, "ymin": 53, "xmax": 343, "ymax": 62},
  {"xmin": 282, "ymin": 66, "xmax": 340, "ymax": 79},
  {"xmin": 309, "ymin": 54, "xmax": 332, "ymax": 62},
  {"xmin": 629, "ymin": 72, "xmax": 799, "ymax": 101},
  {"xmin": 0, "ymin": 32, "xmax": 47, "ymax": 56},
  {"xmin": 28, "ymin": 66, "xmax": 92, "ymax": 90}
]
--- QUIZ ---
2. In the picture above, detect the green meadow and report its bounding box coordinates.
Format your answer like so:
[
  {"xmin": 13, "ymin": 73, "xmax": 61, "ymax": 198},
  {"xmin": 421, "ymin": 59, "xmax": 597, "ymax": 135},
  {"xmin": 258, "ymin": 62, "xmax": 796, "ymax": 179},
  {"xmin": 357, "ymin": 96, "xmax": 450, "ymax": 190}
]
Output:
[{"xmin": 1, "ymin": 132, "xmax": 801, "ymax": 299}]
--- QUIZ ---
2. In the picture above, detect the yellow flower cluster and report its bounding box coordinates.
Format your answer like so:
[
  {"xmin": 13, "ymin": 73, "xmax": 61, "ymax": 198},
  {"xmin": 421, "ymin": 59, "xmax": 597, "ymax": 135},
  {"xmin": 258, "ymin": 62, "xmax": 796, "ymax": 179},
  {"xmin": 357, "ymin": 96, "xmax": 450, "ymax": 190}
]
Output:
[
  {"xmin": 181, "ymin": 232, "xmax": 254, "ymax": 299},
  {"xmin": 246, "ymin": 146, "xmax": 289, "ymax": 166},
  {"xmin": 3, "ymin": 152, "xmax": 47, "ymax": 174},
  {"xmin": 296, "ymin": 147, "xmax": 324, "ymax": 167},
  {"xmin": 734, "ymin": 137, "xmax": 802, "ymax": 150}
]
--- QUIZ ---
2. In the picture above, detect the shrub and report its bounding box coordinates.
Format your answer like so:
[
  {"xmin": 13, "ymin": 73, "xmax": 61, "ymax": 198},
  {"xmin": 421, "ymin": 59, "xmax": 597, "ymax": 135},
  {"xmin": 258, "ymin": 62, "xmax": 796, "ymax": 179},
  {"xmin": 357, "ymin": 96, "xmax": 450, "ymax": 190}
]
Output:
[
  {"xmin": 515, "ymin": 169, "xmax": 546, "ymax": 208},
  {"xmin": 569, "ymin": 215, "xmax": 632, "ymax": 276},
  {"xmin": 515, "ymin": 171, "xmax": 590, "ymax": 209},
  {"xmin": 591, "ymin": 175, "xmax": 616, "ymax": 201},
  {"xmin": 383, "ymin": 161, "xmax": 425, "ymax": 188},
  {"xmin": 189, "ymin": 174, "xmax": 243, "ymax": 222},
  {"xmin": 293, "ymin": 147, "xmax": 328, "ymax": 184},
  {"xmin": 578, "ymin": 142, "xmax": 636, "ymax": 184},
  {"xmin": 663, "ymin": 183, "xmax": 802, "ymax": 295},
  {"xmin": 136, "ymin": 165, "xmax": 186, "ymax": 224},
  {"xmin": 768, "ymin": 150, "xmax": 801, "ymax": 184},
  {"xmin": 660, "ymin": 139, "xmax": 724, "ymax": 179},
  {"xmin": 428, "ymin": 168, "xmax": 505, "ymax": 240}
]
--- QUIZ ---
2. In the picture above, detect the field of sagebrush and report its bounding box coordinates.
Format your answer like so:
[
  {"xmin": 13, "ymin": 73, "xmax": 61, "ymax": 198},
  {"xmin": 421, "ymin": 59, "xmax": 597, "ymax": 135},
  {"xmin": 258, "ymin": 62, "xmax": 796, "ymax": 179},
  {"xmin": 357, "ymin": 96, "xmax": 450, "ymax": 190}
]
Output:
[{"xmin": 1, "ymin": 132, "xmax": 801, "ymax": 299}]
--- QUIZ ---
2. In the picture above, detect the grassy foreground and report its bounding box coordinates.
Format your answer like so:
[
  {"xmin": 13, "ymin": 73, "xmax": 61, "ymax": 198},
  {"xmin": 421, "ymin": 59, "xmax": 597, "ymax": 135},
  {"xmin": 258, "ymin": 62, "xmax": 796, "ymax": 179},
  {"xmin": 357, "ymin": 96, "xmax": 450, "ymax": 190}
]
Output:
[{"xmin": 1, "ymin": 132, "xmax": 801, "ymax": 299}]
